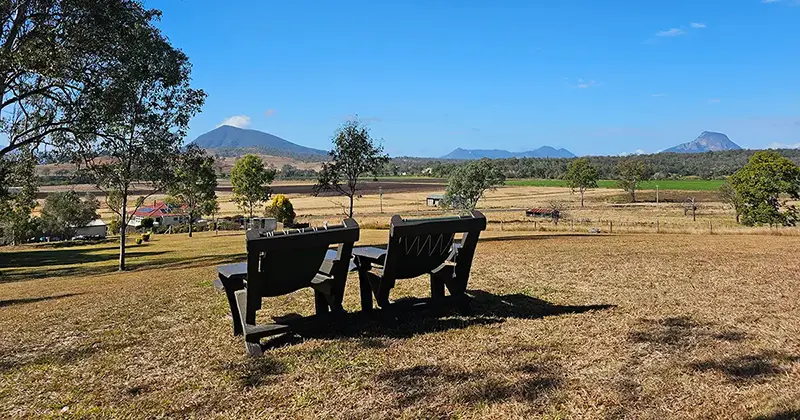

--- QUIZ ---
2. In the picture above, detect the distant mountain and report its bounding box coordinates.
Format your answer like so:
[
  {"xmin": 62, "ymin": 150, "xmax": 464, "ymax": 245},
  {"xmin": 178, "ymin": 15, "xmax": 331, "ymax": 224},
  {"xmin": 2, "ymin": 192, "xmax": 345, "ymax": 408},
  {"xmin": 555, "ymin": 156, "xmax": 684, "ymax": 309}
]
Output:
[
  {"xmin": 442, "ymin": 146, "xmax": 576, "ymax": 160},
  {"xmin": 191, "ymin": 125, "xmax": 327, "ymax": 157},
  {"xmin": 662, "ymin": 131, "xmax": 742, "ymax": 154}
]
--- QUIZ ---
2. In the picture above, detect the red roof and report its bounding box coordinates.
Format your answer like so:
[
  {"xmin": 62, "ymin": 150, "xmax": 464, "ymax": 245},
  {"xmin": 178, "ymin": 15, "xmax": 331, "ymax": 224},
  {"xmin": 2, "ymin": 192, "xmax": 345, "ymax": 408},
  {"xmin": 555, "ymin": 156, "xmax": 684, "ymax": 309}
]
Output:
[{"xmin": 130, "ymin": 201, "xmax": 185, "ymax": 218}]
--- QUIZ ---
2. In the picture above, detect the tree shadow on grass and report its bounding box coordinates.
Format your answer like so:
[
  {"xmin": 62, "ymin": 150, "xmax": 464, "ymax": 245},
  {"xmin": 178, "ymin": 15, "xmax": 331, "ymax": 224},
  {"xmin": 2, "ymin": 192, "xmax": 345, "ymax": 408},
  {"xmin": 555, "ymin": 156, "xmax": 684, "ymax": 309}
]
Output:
[
  {"xmin": 0, "ymin": 293, "xmax": 84, "ymax": 308},
  {"xmin": 751, "ymin": 409, "xmax": 800, "ymax": 420},
  {"xmin": 375, "ymin": 357, "xmax": 563, "ymax": 412},
  {"xmin": 689, "ymin": 351, "xmax": 800, "ymax": 382},
  {"xmin": 0, "ymin": 337, "xmax": 140, "ymax": 373},
  {"xmin": 628, "ymin": 316, "xmax": 746, "ymax": 350},
  {"xmin": 478, "ymin": 233, "xmax": 606, "ymax": 243},
  {"xmin": 0, "ymin": 251, "xmax": 244, "ymax": 284},
  {"xmin": 0, "ymin": 245, "xmax": 122, "ymax": 268}
]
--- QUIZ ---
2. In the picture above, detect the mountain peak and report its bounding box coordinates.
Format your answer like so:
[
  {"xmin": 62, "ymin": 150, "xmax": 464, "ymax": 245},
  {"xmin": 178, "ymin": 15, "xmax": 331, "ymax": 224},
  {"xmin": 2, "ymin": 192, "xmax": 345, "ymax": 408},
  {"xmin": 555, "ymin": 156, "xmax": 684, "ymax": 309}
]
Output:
[
  {"xmin": 191, "ymin": 126, "xmax": 327, "ymax": 157},
  {"xmin": 662, "ymin": 131, "xmax": 742, "ymax": 154},
  {"xmin": 442, "ymin": 146, "xmax": 576, "ymax": 159}
]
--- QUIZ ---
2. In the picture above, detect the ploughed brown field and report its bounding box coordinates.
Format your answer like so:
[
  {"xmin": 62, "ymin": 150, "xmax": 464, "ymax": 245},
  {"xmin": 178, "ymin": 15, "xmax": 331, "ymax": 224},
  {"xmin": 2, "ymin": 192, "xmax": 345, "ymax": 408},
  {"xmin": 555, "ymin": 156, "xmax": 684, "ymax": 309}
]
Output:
[{"xmin": 1, "ymin": 230, "xmax": 798, "ymax": 419}]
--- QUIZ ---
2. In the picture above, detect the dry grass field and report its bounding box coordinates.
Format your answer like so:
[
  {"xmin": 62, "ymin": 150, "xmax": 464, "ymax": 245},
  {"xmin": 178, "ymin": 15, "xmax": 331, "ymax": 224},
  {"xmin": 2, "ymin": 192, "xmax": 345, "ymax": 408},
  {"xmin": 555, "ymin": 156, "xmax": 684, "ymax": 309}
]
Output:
[
  {"xmin": 2, "ymin": 230, "xmax": 799, "ymax": 419},
  {"xmin": 39, "ymin": 179, "xmax": 799, "ymax": 237}
]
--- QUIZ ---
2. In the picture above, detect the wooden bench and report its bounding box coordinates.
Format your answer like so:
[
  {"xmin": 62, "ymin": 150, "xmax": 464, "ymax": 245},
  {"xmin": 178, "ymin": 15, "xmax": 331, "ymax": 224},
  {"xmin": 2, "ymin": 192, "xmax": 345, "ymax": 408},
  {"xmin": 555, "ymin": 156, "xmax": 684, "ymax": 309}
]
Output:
[
  {"xmin": 353, "ymin": 211, "xmax": 486, "ymax": 310},
  {"xmin": 216, "ymin": 219, "xmax": 359, "ymax": 356}
]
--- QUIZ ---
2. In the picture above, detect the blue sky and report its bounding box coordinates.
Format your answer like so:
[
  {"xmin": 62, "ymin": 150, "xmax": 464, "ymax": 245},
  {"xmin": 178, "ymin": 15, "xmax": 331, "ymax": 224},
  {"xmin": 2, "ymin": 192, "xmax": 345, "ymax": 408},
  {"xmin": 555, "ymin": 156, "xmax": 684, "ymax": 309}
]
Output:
[{"xmin": 149, "ymin": 1, "xmax": 798, "ymax": 156}]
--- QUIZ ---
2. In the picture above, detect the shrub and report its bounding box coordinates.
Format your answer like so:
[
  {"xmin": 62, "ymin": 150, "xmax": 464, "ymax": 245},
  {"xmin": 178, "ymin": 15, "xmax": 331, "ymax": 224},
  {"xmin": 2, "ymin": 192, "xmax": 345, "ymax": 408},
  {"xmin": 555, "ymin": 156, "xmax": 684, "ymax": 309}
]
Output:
[
  {"xmin": 216, "ymin": 220, "xmax": 241, "ymax": 231},
  {"xmin": 108, "ymin": 219, "xmax": 120, "ymax": 235},
  {"xmin": 140, "ymin": 217, "xmax": 155, "ymax": 229},
  {"xmin": 265, "ymin": 194, "xmax": 296, "ymax": 225},
  {"xmin": 135, "ymin": 238, "xmax": 143, "ymax": 245},
  {"xmin": 141, "ymin": 233, "xmax": 150, "ymax": 242}
]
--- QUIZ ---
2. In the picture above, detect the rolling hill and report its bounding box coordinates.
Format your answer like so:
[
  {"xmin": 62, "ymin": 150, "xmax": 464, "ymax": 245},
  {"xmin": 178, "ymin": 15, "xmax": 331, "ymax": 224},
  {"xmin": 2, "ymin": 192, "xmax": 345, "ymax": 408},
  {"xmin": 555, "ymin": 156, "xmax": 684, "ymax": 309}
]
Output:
[
  {"xmin": 191, "ymin": 125, "xmax": 327, "ymax": 157},
  {"xmin": 662, "ymin": 131, "xmax": 742, "ymax": 153},
  {"xmin": 442, "ymin": 146, "xmax": 576, "ymax": 159}
]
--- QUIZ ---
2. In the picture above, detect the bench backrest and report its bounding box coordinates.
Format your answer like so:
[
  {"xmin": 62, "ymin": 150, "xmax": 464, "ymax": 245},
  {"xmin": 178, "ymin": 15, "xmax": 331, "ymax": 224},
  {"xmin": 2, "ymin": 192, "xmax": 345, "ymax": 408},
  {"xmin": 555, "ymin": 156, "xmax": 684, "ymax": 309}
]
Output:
[
  {"xmin": 245, "ymin": 219, "xmax": 359, "ymax": 298},
  {"xmin": 382, "ymin": 210, "xmax": 486, "ymax": 281}
]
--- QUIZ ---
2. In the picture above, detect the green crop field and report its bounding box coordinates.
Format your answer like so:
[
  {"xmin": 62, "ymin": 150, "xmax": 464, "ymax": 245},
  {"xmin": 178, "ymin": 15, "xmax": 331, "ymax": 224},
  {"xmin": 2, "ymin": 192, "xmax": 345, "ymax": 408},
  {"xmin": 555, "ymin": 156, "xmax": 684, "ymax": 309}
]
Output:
[{"xmin": 506, "ymin": 178, "xmax": 725, "ymax": 191}]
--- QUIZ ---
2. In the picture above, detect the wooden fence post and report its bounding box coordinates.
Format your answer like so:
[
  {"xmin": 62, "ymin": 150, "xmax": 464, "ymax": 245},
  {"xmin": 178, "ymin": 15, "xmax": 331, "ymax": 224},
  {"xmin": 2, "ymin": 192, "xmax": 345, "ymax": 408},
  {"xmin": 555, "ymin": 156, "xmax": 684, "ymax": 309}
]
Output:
[
  {"xmin": 609, "ymin": 221, "xmax": 613, "ymax": 234},
  {"xmin": 657, "ymin": 220, "xmax": 660, "ymax": 233}
]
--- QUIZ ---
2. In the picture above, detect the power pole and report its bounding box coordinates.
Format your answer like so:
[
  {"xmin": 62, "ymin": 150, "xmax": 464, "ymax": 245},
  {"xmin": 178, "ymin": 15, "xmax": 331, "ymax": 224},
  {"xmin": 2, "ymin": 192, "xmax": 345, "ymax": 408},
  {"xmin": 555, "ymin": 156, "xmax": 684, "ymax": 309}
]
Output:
[
  {"xmin": 379, "ymin": 187, "xmax": 383, "ymax": 213},
  {"xmin": 656, "ymin": 185, "xmax": 659, "ymax": 204}
]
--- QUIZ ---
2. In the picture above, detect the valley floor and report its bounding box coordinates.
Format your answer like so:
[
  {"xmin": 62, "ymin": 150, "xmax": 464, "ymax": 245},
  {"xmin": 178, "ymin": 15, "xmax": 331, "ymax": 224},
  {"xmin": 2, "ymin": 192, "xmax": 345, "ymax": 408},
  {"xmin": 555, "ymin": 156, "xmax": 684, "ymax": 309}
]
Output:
[{"xmin": 1, "ymin": 231, "xmax": 799, "ymax": 418}]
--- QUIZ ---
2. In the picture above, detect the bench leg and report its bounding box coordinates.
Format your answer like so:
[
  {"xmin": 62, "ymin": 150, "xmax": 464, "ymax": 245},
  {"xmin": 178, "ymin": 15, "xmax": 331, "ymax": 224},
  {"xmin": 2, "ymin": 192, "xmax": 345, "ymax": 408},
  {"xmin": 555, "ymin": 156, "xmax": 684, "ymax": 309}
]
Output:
[
  {"xmin": 314, "ymin": 291, "xmax": 329, "ymax": 315},
  {"xmin": 220, "ymin": 274, "xmax": 245, "ymax": 336},
  {"xmin": 374, "ymin": 277, "xmax": 393, "ymax": 309},
  {"xmin": 430, "ymin": 272, "xmax": 446, "ymax": 299},
  {"xmin": 357, "ymin": 263, "xmax": 374, "ymax": 311},
  {"xmin": 234, "ymin": 290, "xmax": 263, "ymax": 357}
]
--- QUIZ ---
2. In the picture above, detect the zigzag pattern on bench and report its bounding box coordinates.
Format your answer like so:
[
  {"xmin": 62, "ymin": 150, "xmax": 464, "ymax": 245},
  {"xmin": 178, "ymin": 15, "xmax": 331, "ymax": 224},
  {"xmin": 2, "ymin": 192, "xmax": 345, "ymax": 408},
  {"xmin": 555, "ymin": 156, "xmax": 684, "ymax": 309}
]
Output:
[{"xmin": 402, "ymin": 233, "xmax": 455, "ymax": 257}]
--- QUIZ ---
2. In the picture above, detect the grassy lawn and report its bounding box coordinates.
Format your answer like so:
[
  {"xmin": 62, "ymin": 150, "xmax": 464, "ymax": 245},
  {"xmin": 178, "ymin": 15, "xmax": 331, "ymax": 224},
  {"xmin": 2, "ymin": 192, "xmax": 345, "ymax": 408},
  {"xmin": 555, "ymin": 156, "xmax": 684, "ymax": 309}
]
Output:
[
  {"xmin": 1, "ymin": 231, "xmax": 799, "ymax": 418},
  {"xmin": 507, "ymin": 178, "xmax": 726, "ymax": 191}
]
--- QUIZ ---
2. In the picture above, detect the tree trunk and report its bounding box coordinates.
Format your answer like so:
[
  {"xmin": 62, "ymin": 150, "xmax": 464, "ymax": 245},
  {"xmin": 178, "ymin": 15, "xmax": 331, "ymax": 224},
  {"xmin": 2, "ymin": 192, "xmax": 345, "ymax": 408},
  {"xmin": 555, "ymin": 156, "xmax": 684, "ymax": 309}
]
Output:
[
  {"xmin": 735, "ymin": 212, "xmax": 740, "ymax": 224},
  {"xmin": 348, "ymin": 195, "xmax": 354, "ymax": 218},
  {"xmin": 580, "ymin": 188, "xmax": 585, "ymax": 207},
  {"xmin": 188, "ymin": 219, "xmax": 193, "ymax": 237},
  {"xmin": 119, "ymin": 195, "xmax": 127, "ymax": 271}
]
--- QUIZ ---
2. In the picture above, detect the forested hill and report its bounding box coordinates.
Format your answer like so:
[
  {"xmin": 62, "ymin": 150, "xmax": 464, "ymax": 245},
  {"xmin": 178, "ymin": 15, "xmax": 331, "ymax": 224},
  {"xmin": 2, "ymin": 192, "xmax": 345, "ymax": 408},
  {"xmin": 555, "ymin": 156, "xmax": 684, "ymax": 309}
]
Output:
[{"xmin": 389, "ymin": 149, "xmax": 800, "ymax": 179}]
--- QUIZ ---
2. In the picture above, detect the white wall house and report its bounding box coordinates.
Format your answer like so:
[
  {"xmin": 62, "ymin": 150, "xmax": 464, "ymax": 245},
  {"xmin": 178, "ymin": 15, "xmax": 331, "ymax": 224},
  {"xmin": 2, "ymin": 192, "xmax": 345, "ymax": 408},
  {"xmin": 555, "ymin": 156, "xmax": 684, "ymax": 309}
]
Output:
[{"xmin": 74, "ymin": 219, "xmax": 107, "ymax": 238}]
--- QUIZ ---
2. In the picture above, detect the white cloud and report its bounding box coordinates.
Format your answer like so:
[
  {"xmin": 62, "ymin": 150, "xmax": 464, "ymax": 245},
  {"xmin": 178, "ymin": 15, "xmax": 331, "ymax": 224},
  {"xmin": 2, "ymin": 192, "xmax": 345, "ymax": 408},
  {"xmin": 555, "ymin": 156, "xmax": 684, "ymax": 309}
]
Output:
[
  {"xmin": 768, "ymin": 142, "xmax": 800, "ymax": 149},
  {"xmin": 651, "ymin": 93, "xmax": 668, "ymax": 97},
  {"xmin": 690, "ymin": 22, "xmax": 707, "ymax": 29},
  {"xmin": 264, "ymin": 109, "xmax": 276, "ymax": 117},
  {"xmin": 656, "ymin": 28, "xmax": 686, "ymax": 37},
  {"xmin": 619, "ymin": 149, "xmax": 647, "ymax": 156},
  {"xmin": 217, "ymin": 115, "xmax": 251, "ymax": 128},
  {"xmin": 707, "ymin": 98, "xmax": 721, "ymax": 104},
  {"xmin": 576, "ymin": 78, "xmax": 598, "ymax": 88},
  {"xmin": 762, "ymin": 0, "xmax": 780, "ymax": 3}
]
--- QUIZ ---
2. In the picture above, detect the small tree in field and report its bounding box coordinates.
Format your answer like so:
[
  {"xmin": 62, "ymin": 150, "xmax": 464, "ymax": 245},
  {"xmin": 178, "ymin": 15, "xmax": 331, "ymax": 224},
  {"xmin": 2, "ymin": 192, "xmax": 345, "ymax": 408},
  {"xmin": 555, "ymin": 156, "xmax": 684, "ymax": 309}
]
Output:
[
  {"xmin": 265, "ymin": 194, "xmax": 296, "ymax": 226},
  {"xmin": 230, "ymin": 154, "xmax": 275, "ymax": 219},
  {"xmin": 719, "ymin": 181, "xmax": 743, "ymax": 224},
  {"xmin": 168, "ymin": 145, "xmax": 218, "ymax": 237},
  {"xmin": 68, "ymin": 17, "xmax": 205, "ymax": 270},
  {"xmin": 40, "ymin": 191, "xmax": 99, "ymax": 238},
  {"xmin": 729, "ymin": 151, "xmax": 800, "ymax": 227},
  {"xmin": 313, "ymin": 118, "xmax": 389, "ymax": 218},
  {"xmin": 616, "ymin": 159, "xmax": 650, "ymax": 203},
  {"xmin": 443, "ymin": 159, "xmax": 506, "ymax": 212},
  {"xmin": 564, "ymin": 158, "xmax": 598, "ymax": 207}
]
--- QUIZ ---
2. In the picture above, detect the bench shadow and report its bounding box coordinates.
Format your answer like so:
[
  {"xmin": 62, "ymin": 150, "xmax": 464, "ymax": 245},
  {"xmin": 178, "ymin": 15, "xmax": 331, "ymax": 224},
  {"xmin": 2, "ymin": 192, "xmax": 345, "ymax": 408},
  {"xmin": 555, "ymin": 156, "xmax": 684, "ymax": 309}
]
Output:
[
  {"xmin": 258, "ymin": 289, "xmax": 614, "ymax": 349},
  {"xmin": 0, "ymin": 293, "xmax": 84, "ymax": 309}
]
